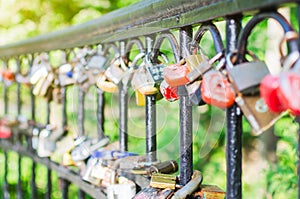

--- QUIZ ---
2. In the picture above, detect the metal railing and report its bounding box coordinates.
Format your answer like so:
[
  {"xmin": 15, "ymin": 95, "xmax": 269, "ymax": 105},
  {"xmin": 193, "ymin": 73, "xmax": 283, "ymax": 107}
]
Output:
[{"xmin": 0, "ymin": 0, "xmax": 299, "ymax": 198}]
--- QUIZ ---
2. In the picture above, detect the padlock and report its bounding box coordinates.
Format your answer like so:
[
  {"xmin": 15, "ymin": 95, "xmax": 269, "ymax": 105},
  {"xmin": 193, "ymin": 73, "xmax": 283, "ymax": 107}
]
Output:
[
  {"xmin": 192, "ymin": 185, "xmax": 226, "ymax": 199},
  {"xmin": 260, "ymin": 75, "xmax": 286, "ymax": 112},
  {"xmin": 227, "ymin": 55, "xmax": 283, "ymax": 134},
  {"xmin": 107, "ymin": 183, "xmax": 136, "ymax": 199},
  {"xmin": 131, "ymin": 160, "xmax": 179, "ymax": 176},
  {"xmin": 201, "ymin": 70, "xmax": 235, "ymax": 109},
  {"xmin": 3, "ymin": 70, "xmax": 15, "ymax": 86},
  {"xmin": 71, "ymin": 136, "xmax": 110, "ymax": 162},
  {"xmin": 186, "ymin": 80, "xmax": 206, "ymax": 106},
  {"xmin": 61, "ymin": 151, "xmax": 75, "ymax": 166},
  {"xmin": 0, "ymin": 119, "xmax": 12, "ymax": 139},
  {"xmin": 82, "ymin": 157, "xmax": 101, "ymax": 185},
  {"xmin": 86, "ymin": 54, "xmax": 107, "ymax": 70},
  {"xmin": 172, "ymin": 170, "xmax": 203, "ymax": 199},
  {"xmin": 105, "ymin": 58, "xmax": 126, "ymax": 85},
  {"xmin": 277, "ymin": 70, "xmax": 300, "ymax": 115},
  {"xmin": 144, "ymin": 52, "xmax": 168, "ymax": 84},
  {"xmin": 134, "ymin": 187, "xmax": 174, "ymax": 199},
  {"xmin": 39, "ymin": 72, "xmax": 55, "ymax": 97},
  {"xmin": 58, "ymin": 63, "xmax": 74, "ymax": 87},
  {"xmin": 31, "ymin": 127, "xmax": 40, "ymax": 150},
  {"xmin": 163, "ymin": 61, "xmax": 190, "ymax": 87},
  {"xmin": 97, "ymin": 73, "xmax": 118, "ymax": 93},
  {"xmin": 131, "ymin": 63, "xmax": 158, "ymax": 95},
  {"xmin": 150, "ymin": 173, "xmax": 177, "ymax": 190},
  {"xmin": 186, "ymin": 54, "xmax": 211, "ymax": 83},
  {"xmin": 135, "ymin": 90, "xmax": 145, "ymax": 106},
  {"xmin": 160, "ymin": 80, "xmax": 179, "ymax": 102},
  {"xmin": 37, "ymin": 126, "xmax": 56, "ymax": 157}
]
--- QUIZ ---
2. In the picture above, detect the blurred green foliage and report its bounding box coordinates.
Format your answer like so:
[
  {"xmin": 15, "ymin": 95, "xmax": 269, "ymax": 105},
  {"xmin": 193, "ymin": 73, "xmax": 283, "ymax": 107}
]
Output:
[{"xmin": 0, "ymin": 1, "xmax": 299, "ymax": 199}]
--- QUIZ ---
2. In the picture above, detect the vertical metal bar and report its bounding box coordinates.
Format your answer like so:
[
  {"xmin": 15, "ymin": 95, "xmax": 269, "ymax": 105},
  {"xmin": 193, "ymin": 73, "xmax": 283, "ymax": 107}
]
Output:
[
  {"xmin": 225, "ymin": 15, "xmax": 243, "ymax": 199},
  {"xmin": 145, "ymin": 94, "xmax": 157, "ymax": 163},
  {"xmin": 60, "ymin": 86, "xmax": 69, "ymax": 199},
  {"xmin": 29, "ymin": 55, "xmax": 37, "ymax": 199},
  {"xmin": 4, "ymin": 61, "xmax": 8, "ymax": 115},
  {"xmin": 97, "ymin": 89, "xmax": 105, "ymax": 139},
  {"xmin": 118, "ymin": 82, "xmax": 128, "ymax": 152},
  {"xmin": 46, "ymin": 101, "xmax": 52, "ymax": 199},
  {"xmin": 78, "ymin": 88, "xmax": 85, "ymax": 199},
  {"xmin": 78, "ymin": 89, "xmax": 85, "ymax": 137},
  {"xmin": 119, "ymin": 41, "xmax": 128, "ymax": 152},
  {"xmin": 296, "ymin": 116, "xmax": 300, "ymax": 199},
  {"xmin": 3, "ymin": 151, "xmax": 9, "ymax": 199},
  {"xmin": 179, "ymin": 26, "xmax": 193, "ymax": 186},
  {"xmin": 16, "ymin": 58, "xmax": 23, "ymax": 199}
]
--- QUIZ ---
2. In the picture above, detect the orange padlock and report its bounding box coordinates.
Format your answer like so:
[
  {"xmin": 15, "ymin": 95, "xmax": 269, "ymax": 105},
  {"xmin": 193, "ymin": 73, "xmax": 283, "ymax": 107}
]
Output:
[
  {"xmin": 201, "ymin": 70, "xmax": 235, "ymax": 109},
  {"xmin": 163, "ymin": 62, "xmax": 190, "ymax": 87}
]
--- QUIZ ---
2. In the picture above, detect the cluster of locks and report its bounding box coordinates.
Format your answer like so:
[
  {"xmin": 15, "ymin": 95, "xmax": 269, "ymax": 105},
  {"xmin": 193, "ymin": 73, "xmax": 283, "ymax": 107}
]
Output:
[{"xmin": 0, "ymin": 11, "xmax": 299, "ymax": 198}]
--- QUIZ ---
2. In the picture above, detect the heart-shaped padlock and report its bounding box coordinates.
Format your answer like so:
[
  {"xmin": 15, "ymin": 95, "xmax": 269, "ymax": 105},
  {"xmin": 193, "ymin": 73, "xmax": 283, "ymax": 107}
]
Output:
[
  {"xmin": 201, "ymin": 70, "xmax": 235, "ymax": 109},
  {"xmin": 278, "ymin": 71, "xmax": 300, "ymax": 115},
  {"xmin": 260, "ymin": 75, "xmax": 286, "ymax": 112},
  {"xmin": 163, "ymin": 62, "xmax": 190, "ymax": 87}
]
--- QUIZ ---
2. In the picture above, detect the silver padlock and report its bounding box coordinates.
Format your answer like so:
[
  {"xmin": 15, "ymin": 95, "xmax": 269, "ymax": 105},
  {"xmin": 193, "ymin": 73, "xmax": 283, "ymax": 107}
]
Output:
[{"xmin": 107, "ymin": 183, "xmax": 136, "ymax": 199}]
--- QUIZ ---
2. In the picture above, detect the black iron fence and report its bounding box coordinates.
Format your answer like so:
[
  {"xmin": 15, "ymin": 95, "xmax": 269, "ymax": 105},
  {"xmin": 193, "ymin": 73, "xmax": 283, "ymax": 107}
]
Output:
[{"xmin": 0, "ymin": 0, "xmax": 300, "ymax": 198}]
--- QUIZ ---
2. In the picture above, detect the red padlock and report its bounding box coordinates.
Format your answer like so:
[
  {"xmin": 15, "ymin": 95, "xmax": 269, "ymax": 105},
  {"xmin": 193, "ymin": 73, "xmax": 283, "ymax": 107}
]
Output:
[
  {"xmin": 260, "ymin": 74, "xmax": 286, "ymax": 113},
  {"xmin": 163, "ymin": 63, "xmax": 190, "ymax": 87},
  {"xmin": 0, "ymin": 119, "xmax": 12, "ymax": 139},
  {"xmin": 160, "ymin": 80, "xmax": 179, "ymax": 102},
  {"xmin": 277, "ymin": 71, "xmax": 300, "ymax": 115},
  {"xmin": 3, "ymin": 70, "xmax": 15, "ymax": 81},
  {"xmin": 201, "ymin": 70, "xmax": 235, "ymax": 109}
]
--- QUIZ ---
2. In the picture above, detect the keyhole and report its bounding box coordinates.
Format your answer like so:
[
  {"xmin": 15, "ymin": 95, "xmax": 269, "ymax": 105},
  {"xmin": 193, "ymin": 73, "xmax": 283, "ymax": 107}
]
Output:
[{"xmin": 255, "ymin": 98, "xmax": 268, "ymax": 113}]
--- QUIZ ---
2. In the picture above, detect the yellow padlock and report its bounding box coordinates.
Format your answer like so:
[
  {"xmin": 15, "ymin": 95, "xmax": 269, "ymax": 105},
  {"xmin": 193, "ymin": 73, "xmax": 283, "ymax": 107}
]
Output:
[
  {"xmin": 61, "ymin": 152, "xmax": 75, "ymax": 166},
  {"xmin": 96, "ymin": 73, "xmax": 118, "ymax": 93},
  {"xmin": 185, "ymin": 54, "xmax": 207, "ymax": 71},
  {"xmin": 135, "ymin": 90, "xmax": 145, "ymax": 106}
]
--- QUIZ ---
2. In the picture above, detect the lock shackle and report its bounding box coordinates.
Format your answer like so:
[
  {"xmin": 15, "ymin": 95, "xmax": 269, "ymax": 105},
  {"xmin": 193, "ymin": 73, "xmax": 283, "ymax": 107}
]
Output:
[
  {"xmin": 124, "ymin": 38, "xmax": 145, "ymax": 61},
  {"xmin": 103, "ymin": 43, "xmax": 120, "ymax": 56},
  {"xmin": 191, "ymin": 23, "xmax": 224, "ymax": 55},
  {"xmin": 236, "ymin": 11, "xmax": 298, "ymax": 62},
  {"xmin": 145, "ymin": 51, "xmax": 169, "ymax": 66},
  {"xmin": 130, "ymin": 52, "xmax": 145, "ymax": 70},
  {"xmin": 152, "ymin": 31, "xmax": 180, "ymax": 63}
]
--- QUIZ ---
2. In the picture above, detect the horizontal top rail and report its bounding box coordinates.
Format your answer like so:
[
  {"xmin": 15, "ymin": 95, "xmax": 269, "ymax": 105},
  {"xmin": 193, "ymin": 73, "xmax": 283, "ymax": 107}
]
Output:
[{"xmin": 0, "ymin": 0, "xmax": 298, "ymax": 58}]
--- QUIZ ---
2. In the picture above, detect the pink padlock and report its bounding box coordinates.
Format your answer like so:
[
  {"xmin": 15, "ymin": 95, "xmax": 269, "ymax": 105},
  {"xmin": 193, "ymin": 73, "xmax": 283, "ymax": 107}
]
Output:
[{"xmin": 260, "ymin": 74, "xmax": 286, "ymax": 113}]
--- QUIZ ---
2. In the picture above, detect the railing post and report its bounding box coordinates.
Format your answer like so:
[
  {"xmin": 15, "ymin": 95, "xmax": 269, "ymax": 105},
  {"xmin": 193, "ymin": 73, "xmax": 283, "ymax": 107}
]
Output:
[
  {"xmin": 179, "ymin": 26, "xmax": 193, "ymax": 186},
  {"xmin": 61, "ymin": 86, "xmax": 69, "ymax": 199},
  {"xmin": 16, "ymin": 58, "xmax": 23, "ymax": 199},
  {"xmin": 119, "ymin": 41, "xmax": 128, "ymax": 152},
  {"xmin": 145, "ymin": 94, "xmax": 157, "ymax": 163},
  {"xmin": 97, "ymin": 89, "xmax": 105, "ymax": 139},
  {"xmin": 78, "ymin": 88, "xmax": 85, "ymax": 199},
  {"xmin": 225, "ymin": 15, "xmax": 243, "ymax": 199},
  {"xmin": 46, "ymin": 102, "xmax": 52, "ymax": 199},
  {"xmin": 29, "ymin": 55, "xmax": 37, "ymax": 199}
]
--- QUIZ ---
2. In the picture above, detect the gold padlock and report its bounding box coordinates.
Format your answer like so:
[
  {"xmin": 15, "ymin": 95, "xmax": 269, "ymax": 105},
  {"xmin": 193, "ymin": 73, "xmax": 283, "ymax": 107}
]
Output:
[
  {"xmin": 97, "ymin": 73, "xmax": 118, "ymax": 93},
  {"xmin": 150, "ymin": 173, "xmax": 177, "ymax": 190},
  {"xmin": 61, "ymin": 152, "xmax": 75, "ymax": 166}
]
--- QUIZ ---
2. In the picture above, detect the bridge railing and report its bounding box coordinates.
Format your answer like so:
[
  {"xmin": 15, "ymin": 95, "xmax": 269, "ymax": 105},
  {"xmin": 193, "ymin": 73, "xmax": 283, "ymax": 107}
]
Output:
[{"xmin": 0, "ymin": 0, "xmax": 299, "ymax": 198}]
